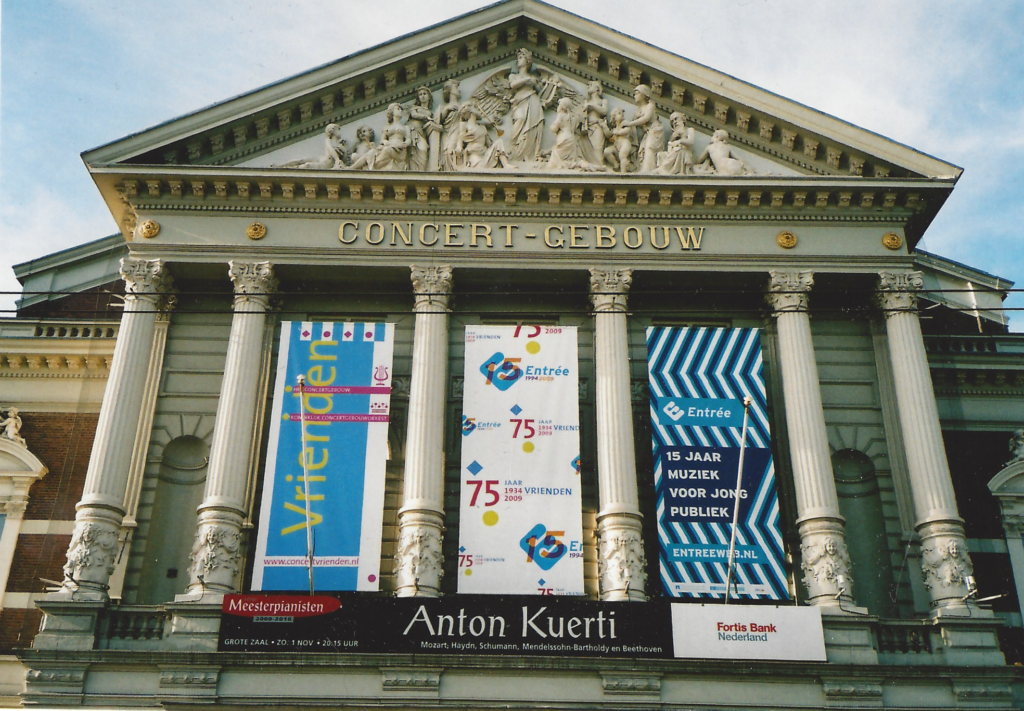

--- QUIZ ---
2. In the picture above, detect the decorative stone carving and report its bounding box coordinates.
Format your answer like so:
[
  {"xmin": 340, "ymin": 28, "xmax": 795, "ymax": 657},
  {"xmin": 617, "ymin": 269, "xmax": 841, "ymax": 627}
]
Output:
[
  {"xmin": 1007, "ymin": 429, "xmax": 1024, "ymax": 465},
  {"xmin": 246, "ymin": 222, "xmax": 267, "ymax": 240},
  {"xmin": 882, "ymin": 232, "xmax": 903, "ymax": 250},
  {"xmin": 411, "ymin": 265, "xmax": 453, "ymax": 310},
  {"xmin": 381, "ymin": 668, "xmax": 440, "ymax": 691},
  {"xmin": 589, "ymin": 268, "xmax": 632, "ymax": 312},
  {"xmin": 622, "ymin": 85, "xmax": 664, "ymax": 173},
  {"xmin": 653, "ymin": 112, "xmax": 695, "ymax": 176},
  {"xmin": 694, "ymin": 129, "xmax": 754, "ymax": 175},
  {"xmin": 776, "ymin": 230, "xmax": 797, "ymax": 249},
  {"xmin": 800, "ymin": 533, "xmax": 853, "ymax": 597},
  {"xmin": 273, "ymin": 124, "xmax": 349, "ymax": 169},
  {"xmin": 597, "ymin": 525, "xmax": 647, "ymax": 597},
  {"xmin": 0, "ymin": 407, "xmax": 27, "ymax": 447},
  {"xmin": 228, "ymin": 261, "xmax": 278, "ymax": 305},
  {"xmin": 766, "ymin": 269, "xmax": 813, "ymax": 312},
  {"xmin": 159, "ymin": 670, "xmax": 219, "ymax": 688},
  {"xmin": 63, "ymin": 522, "xmax": 119, "ymax": 584},
  {"xmin": 189, "ymin": 522, "xmax": 243, "ymax": 584},
  {"xmin": 394, "ymin": 514, "xmax": 444, "ymax": 596},
  {"xmin": 137, "ymin": 219, "xmax": 160, "ymax": 239},
  {"xmin": 877, "ymin": 271, "xmax": 924, "ymax": 314},
  {"xmin": 920, "ymin": 533, "xmax": 973, "ymax": 592},
  {"xmin": 121, "ymin": 257, "xmax": 176, "ymax": 310},
  {"xmin": 601, "ymin": 674, "xmax": 661, "ymax": 695}
]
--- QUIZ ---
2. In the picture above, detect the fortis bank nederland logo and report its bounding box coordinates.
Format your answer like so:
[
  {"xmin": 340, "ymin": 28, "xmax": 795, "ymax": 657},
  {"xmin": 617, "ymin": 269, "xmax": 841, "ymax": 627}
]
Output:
[
  {"xmin": 520, "ymin": 524, "xmax": 567, "ymax": 571},
  {"xmin": 480, "ymin": 352, "xmax": 523, "ymax": 391}
]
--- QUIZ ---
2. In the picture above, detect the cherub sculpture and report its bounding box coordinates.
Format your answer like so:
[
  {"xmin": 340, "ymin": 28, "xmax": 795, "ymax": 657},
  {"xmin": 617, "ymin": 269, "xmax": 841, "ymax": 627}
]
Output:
[
  {"xmin": 1008, "ymin": 428, "xmax": 1024, "ymax": 465},
  {"xmin": 0, "ymin": 407, "xmax": 26, "ymax": 447}
]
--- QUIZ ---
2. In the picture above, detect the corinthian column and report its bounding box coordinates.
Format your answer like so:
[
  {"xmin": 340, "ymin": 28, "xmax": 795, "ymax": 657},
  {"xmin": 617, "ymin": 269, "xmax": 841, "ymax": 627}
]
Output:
[
  {"xmin": 879, "ymin": 271, "xmax": 974, "ymax": 611},
  {"xmin": 767, "ymin": 270, "xmax": 856, "ymax": 608},
  {"xmin": 183, "ymin": 261, "xmax": 277, "ymax": 598},
  {"xmin": 395, "ymin": 265, "xmax": 452, "ymax": 597},
  {"xmin": 61, "ymin": 258, "xmax": 175, "ymax": 599},
  {"xmin": 590, "ymin": 268, "xmax": 646, "ymax": 601}
]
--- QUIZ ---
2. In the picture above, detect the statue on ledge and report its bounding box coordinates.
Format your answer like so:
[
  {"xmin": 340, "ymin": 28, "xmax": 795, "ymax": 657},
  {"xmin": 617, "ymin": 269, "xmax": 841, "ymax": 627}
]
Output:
[
  {"xmin": 0, "ymin": 407, "xmax": 26, "ymax": 448},
  {"xmin": 694, "ymin": 129, "xmax": 754, "ymax": 176}
]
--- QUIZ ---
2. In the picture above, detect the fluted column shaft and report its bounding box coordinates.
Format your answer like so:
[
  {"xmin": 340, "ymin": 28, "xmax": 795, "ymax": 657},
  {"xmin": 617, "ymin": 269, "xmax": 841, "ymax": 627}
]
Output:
[
  {"xmin": 768, "ymin": 270, "xmax": 855, "ymax": 608},
  {"xmin": 879, "ymin": 271, "xmax": 974, "ymax": 610},
  {"xmin": 590, "ymin": 268, "xmax": 646, "ymax": 601},
  {"xmin": 182, "ymin": 262, "xmax": 277, "ymax": 597},
  {"xmin": 62, "ymin": 258, "xmax": 174, "ymax": 599},
  {"xmin": 395, "ymin": 265, "xmax": 452, "ymax": 597}
]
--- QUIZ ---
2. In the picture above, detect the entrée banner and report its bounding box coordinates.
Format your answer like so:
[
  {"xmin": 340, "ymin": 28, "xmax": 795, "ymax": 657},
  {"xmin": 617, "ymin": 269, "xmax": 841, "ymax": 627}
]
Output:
[{"xmin": 219, "ymin": 594, "xmax": 825, "ymax": 662}]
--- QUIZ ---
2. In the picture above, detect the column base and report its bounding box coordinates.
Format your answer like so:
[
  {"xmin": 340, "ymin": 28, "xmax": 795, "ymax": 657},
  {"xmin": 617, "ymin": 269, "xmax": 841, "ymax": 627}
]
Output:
[
  {"xmin": 32, "ymin": 597, "xmax": 107, "ymax": 651},
  {"xmin": 163, "ymin": 602, "xmax": 225, "ymax": 652},
  {"xmin": 394, "ymin": 509, "xmax": 444, "ymax": 597},
  {"xmin": 820, "ymin": 611, "xmax": 880, "ymax": 665},
  {"xmin": 59, "ymin": 505, "xmax": 125, "ymax": 600},
  {"xmin": 596, "ymin": 512, "xmax": 646, "ymax": 602},
  {"xmin": 930, "ymin": 608, "xmax": 1005, "ymax": 666}
]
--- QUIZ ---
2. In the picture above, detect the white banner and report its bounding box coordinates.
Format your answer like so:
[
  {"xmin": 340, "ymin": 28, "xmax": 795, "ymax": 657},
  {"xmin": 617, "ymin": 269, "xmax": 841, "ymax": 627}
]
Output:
[
  {"xmin": 458, "ymin": 325, "xmax": 584, "ymax": 595},
  {"xmin": 671, "ymin": 604, "xmax": 826, "ymax": 661}
]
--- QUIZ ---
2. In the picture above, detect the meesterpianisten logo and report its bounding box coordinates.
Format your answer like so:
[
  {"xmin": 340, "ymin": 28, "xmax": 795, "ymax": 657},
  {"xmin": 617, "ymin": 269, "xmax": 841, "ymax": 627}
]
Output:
[
  {"xmin": 480, "ymin": 352, "xmax": 523, "ymax": 391},
  {"xmin": 462, "ymin": 415, "xmax": 477, "ymax": 436},
  {"xmin": 520, "ymin": 524, "xmax": 567, "ymax": 571}
]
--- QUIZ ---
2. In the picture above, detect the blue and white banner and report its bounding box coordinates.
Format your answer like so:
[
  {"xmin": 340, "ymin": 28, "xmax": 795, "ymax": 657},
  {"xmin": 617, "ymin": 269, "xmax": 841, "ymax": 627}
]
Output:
[
  {"xmin": 647, "ymin": 327, "xmax": 788, "ymax": 600},
  {"xmin": 253, "ymin": 321, "xmax": 394, "ymax": 592},
  {"xmin": 458, "ymin": 325, "xmax": 584, "ymax": 595}
]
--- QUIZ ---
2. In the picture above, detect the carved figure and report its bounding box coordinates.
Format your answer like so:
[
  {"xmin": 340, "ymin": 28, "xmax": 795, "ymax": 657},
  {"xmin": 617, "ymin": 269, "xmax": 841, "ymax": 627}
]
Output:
[
  {"xmin": 435, "ymin": 80, "xmax": 463, "ymax": 172},
  {"xmin": 0, "ymin": 407, "xmax": 26, "ymax": 447},
  {"xmin": 189, "ymin": 525, "xmax": 242, "ymax": 580},
  {"xmin": 455, "ymin": 103, "xmax": 509, "ymax": 170},
  {"xmin": 1008, "ymin": 428, "xmax": 1024, "ymax": 465},
  {"xmin": 603, "ymin": 108, "xmax": 635, "ymax": 174},
  {"xmin": 546, "ymin": 97, "xmax": 603, "ymax": 171},
  {"xmin": 374, "ymin": 104, "xmax": 411, "ymax": 171},
  {"xmin": 694, "ymin": 129, "xmax": 754, "ymax": 176},
  {"xmin": 471, "ymin": 48, "xmax": 580, "ymax": 164},
  {"xmin": 63, "ymin": 522, "xmax": 119, "ymax": 582},
  {"xmin": 655, "ymin": 112, "xmax": 696, "ymax": 175},
  {"xmin": 348, "ymin": 126, "xmax": 379, "ymax": 170},
  {"xmin": 274, "ymin": 123, "xmax": 349, "ymax": 169},
  {"xmin": 406, "ymin": 86, "xmax": 438, "ymax": 172},
  {"xmin": 921, "ymin": 538, "xmax": 971, "ymax": 590},
  {"xmin": 800, "ymin": 535, "xmax": 852, "ymax": 593},
  {"xmin": 621, "ymin": 85, "xmax": 665, "ymax": 173},
  {"xmin": 581, "ymin": 80, "xmax": 610, "ymax": 167}
]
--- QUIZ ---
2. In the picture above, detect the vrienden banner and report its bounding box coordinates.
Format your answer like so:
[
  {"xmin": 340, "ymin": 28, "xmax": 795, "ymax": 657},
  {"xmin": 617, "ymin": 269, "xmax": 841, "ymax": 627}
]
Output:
[
  {"xmin": 458, "ymin": 325, "xmax": 584, "ymax": 595},
  {"xmin": 253, "ymin": 321, "xmax": 393, "ymax": 591},
  {"xmin": 647, "ymin": 327, "xmax": 789, "ymax": 600}
]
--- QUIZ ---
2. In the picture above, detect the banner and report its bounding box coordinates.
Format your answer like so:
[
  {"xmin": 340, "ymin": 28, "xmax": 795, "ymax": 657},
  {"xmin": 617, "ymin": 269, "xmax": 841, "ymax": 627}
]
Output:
[
  {"xmin": 646, "ymin": 327, "xmax": 788, "ymax": 600},
  {"xmin": 458, "ymin": 325, "xmax": 584, "ymax": 595},
  {"xmin": 219, "ymin": 594, "xmax": 825, "ymax": 662},
  {"xmin": 253, "ymin": 321, "xmax": 394, "ymax": 592}
]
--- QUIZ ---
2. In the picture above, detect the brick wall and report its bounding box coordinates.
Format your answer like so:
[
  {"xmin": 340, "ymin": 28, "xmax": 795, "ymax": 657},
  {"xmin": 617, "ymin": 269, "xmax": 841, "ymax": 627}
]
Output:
[{"xmin": 19, "ymin": 281, "xmax": 124, "ymax": 319}]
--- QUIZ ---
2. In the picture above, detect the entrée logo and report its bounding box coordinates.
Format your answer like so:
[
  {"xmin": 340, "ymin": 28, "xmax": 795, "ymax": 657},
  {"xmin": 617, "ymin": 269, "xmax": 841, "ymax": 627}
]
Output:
[
  {"xmin": 480, "ymin": 352, "xmax": 523, "ymax": 390},
  {"xmin": 520, "ymin": 524, "xmax": 567, "ymax": 571}
]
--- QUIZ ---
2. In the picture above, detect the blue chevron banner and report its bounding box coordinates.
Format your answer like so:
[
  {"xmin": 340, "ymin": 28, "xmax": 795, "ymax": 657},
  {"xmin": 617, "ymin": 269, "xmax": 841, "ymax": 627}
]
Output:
[{"xmin": 646, "ymin": 327, "xmax": 789, "ymax": 600}]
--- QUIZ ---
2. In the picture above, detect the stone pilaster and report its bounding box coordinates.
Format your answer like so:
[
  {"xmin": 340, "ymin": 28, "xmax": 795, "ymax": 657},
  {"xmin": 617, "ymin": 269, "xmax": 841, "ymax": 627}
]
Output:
[
  {"xmin": 878, "ymin": 271, "xmax": 975, "ymax": 611},
  {"xmin": 394, "ymin": 265, "xmax": 452, "ymax": 597},
  {"xmin": 590, "ymin": 268, "xmax": 646, "ymax": 601},
  {"xmin": 183, "ymin": 261, "xmax": 277, "ymax": 598},
  {"xmin": 60, "ymin": 258, "xmax": 175, "ymax": 599},
  {"xmin": 767, "ymin": 270, "xmax": 856, "ymax": 608}
]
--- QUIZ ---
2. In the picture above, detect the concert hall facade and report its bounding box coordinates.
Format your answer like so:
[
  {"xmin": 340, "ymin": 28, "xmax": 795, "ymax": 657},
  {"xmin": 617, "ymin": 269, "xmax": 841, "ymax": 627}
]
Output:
[{"xmin": 1, "ymin": 1, "xmax": 1023, "ymax": 708}]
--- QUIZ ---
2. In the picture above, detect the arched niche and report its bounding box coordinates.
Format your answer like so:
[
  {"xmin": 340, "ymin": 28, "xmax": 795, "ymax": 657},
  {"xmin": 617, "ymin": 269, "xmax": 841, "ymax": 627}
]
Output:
[
  {"xmin": 988, "ymin": 458, "xmax": 1024, "ymax": 615},
  {"xmin": 0, "ymin": 438, "xmax": 48, "ymax": 609},
  {"xmin": 832, "ymin": 448, "xmax": 897, "ymax": 617}
]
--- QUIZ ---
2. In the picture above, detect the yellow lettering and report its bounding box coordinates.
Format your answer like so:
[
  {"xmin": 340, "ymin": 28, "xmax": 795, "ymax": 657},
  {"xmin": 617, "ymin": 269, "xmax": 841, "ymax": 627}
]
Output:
[
  {"xmin": 294, "ymin": 487, "xmax": 325, "ymax": 502},
  {"xmin": 501, "ymin": 224, "xmax": 516, "ymax": 247},
  {"xmin": 309, "ymin": 340, "xmax": 338, "ymax": 361},
  {"xmin": 302, "ymin": 421, "xmax": 330, "ymax": 442},
  {"xmin": 419, "ymin": 223, "xmax": 439, "ymax": 246},
  {"xmin": 650, "ymin": 226, "xmax": 670, "ymax": 250},
  {"xmin": 470, "ymin": 223, "xmax": 493, "ymax": 247},
  {"xmin": 300, "ymin": 447, "xmax": 328, "ymax": 470},
  {"xmin": 595, "ymin": 225, "xmax": 616, "ymax": 248},
  {"xmin": 281, "ymin": 502, "xmax": 323, "ymax": 535},
  {"xmin": 569, "ymin": 224, "xmax": 589, "ymax": 249},
  {"xmin": 623, "ymin": 226, "xmax": 643, "ymax": 249},
  {"xmin": 674, "ymin": 226, "xmax": 704, "ymax": 250},
  {"xmin": 303, "ymin": 393, "xmax": 333, "ymax": 414},
  {"xmin": 365, "ymin": 222, "xmax": 385, "ymax": 245},
  {"xmin": 339, "ymin": 221, "xmax": 359, "ymax": 244},
  {"xmin": 390, "ymin": 222, "xmax": 413, "ymax": 246},
  {"xmin": 444, "ymin": 223, "xmax": 464, "ymax": 246},
  {"xmin": 544, "ymin": 225, "xmax": 565, "ymax": 248},
  {"xmin": 306, "ymin": 365, "xmax": 335, "ymax": 386}
]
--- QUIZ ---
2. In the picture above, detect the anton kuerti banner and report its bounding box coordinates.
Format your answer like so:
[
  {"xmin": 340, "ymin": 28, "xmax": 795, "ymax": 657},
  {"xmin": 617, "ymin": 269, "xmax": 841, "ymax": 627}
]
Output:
[
  {"xmin": 253, "ymin": 321, "xmax": 394, "ymax": 592},
  {"xmin": 458, "ymin": 326, "xmax": 584, "ymax": 595},
  {"xmin": 646, "ymin": 327, "xmax": 788, "ymax": 600}
]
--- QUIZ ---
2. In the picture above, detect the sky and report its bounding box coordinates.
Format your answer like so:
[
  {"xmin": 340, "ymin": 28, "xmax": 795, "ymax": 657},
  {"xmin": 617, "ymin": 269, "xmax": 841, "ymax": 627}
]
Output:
[{"xmin": 2, "ymin": 0, "xmax": 1022, "ymax": 327}]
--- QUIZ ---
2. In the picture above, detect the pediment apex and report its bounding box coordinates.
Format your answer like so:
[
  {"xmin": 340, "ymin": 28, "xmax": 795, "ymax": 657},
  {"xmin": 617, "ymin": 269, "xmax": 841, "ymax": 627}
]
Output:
[{"xmin": 83, "ymin": 0, "xmax": 959, "ymax": 183}]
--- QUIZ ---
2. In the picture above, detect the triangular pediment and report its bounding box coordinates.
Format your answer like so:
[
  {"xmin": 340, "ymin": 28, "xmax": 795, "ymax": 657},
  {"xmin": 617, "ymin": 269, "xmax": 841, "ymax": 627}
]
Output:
[{"xmin": 83, "ymin": 0, "xmax": 960, "ymax": 182}]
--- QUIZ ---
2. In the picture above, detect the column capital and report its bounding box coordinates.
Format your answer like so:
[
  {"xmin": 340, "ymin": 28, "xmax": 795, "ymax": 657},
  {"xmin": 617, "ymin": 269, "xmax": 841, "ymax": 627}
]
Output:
[
  {"xmin": 877, "ymin": 270, "xmax": 924, "ymax": 315},
  {"xmin": 228, "ymin": 261, "xmax": 278, "ymax": 306},
  {"xmin": 766, "ymin": 269, "xmax": 814, "ymax": 313},
  {"xmin": 410, "ymin": 265, "xmax": 453, "ymax": 312},
  {"xmin": 589, "ymin": 268, "xmax": 632, "ymax": 312},
  {"xmin": 120, "ymin": 258, "xmax": 175, "ymax": 310}
]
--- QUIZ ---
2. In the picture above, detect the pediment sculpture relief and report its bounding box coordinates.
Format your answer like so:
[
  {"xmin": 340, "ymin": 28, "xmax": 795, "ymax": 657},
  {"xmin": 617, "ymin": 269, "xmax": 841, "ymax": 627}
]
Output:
[{"xmin": 273, "ymin": 49, "xmax": 759, "ymax": 177}]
